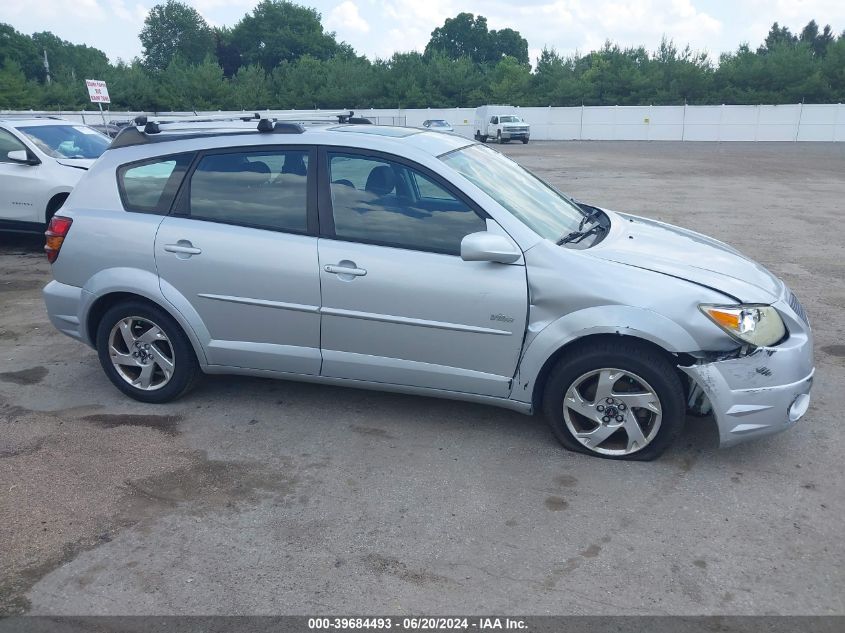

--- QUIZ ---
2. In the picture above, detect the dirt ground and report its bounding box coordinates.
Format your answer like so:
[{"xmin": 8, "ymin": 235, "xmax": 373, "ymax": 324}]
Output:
[{"xmin": 0, "ymin": 141, "xmax": 843, "ymax": 616}]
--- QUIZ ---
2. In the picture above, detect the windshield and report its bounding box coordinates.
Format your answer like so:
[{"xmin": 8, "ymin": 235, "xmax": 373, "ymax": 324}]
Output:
[
  {"xmin": 18, "ymin": 125, "xmax": 110, "ymax": 159},
  {"xmin": 430, "ymin": 121, "xmax": 449, "ymax": 127},
  {"xmin": 499, "ymin": 116, "xmax": 522, "ymax": 123},
  {"xmin": 441, "ymin": 144, "xmax": 585, "ymax": 241}
]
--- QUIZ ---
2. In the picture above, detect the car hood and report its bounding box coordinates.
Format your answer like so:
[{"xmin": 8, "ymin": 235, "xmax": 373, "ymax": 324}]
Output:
[
  {"xmin": 589, "ymin": 211, "xmax": 783, "ymax": 303},
  {"xmin": 56, "ymin": 159, "xmax": 95, "ymax": 170}
]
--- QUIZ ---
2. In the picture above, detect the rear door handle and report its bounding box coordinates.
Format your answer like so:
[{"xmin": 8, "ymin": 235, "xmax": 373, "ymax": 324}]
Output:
[
  {"xmin": 164, "ymin": 242, "xmax": 202, "ymax": 256},
  {"xmin": 324, "ymin": 264, "xmax": 367, "ymax": 277}
]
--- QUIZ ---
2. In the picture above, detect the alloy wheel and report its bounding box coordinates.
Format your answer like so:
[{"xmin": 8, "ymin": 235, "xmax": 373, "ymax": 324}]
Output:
[
  {"xmin": 107, "ymin": 316, "xmax": 175, "ymax": 391},
  {"xmin": 562, "ymin": 368, "xmax": 662, "ymax": 456}
]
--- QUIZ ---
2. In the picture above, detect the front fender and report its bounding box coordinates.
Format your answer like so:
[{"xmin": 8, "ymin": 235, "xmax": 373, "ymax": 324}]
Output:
[
  {"xmin": 511, "ymin": 305, "xmax": 700, "ymax": 404},
  {"xmin": 79, "ymin": 267, "xmax": 209, "ymax": 366}
]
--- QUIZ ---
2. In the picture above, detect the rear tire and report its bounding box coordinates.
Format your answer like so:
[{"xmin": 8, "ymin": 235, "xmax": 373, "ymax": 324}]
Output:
[
  {"xmin": 95, "ymin": 300, "xmax": 200, "ymax": 403},
  {"xmin": 542, "ymin": 339, "xmax": 685, "ymax": 461}
]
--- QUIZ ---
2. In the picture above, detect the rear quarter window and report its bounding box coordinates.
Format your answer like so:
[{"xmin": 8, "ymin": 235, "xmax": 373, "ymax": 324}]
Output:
[{"xmin": 117, "ymin": 153, "xmax": 193, "ymax": 213}]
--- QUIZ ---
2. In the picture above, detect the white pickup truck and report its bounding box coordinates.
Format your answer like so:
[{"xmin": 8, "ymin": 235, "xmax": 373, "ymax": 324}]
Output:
[{"xmin": 474, "ymin": 105, "xmax": 530, "ymax": 144}]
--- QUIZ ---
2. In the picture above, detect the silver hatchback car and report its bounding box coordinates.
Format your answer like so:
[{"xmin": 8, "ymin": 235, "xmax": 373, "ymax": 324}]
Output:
[{"xmin": 43, "ymin": 116, "xmax": 814, "ymax": 460}]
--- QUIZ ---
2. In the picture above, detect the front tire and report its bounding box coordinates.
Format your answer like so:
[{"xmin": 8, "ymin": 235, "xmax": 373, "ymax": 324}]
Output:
[
  {"xmin": 522, "ymin": 138, "xmax": 529, "ymax": 144},
  {"xmin": 96, "ymin": 300, "xmax": 199, "ymax": 403},
  {"xmin": 542, "ymin": 339, "xmax": 685, "ymax": 460}
]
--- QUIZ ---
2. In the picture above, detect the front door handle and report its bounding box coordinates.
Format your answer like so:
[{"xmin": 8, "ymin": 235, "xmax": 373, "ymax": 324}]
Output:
[
  {"xmin": 164, "ymin": 241, "xmax": 202, "ymax": 256},
  {"xmin": 324, "ymin": 263, "xmax": 367, "ymax": 277}
]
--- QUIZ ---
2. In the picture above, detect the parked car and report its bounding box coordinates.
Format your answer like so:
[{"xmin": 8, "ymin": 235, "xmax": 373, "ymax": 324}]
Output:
[
  {"xmin": 43, "ymin": 118, "xmax": 813, "ymax": 460},
  {"xmin": 422, "ymin": 119, "xmax": 454, "ymax": 133},
  {"xmin": 0, "ymin": 116, "xmax": 110, "ymax": 232},
  {"xmin": 474, "ymin": 105, "xmax": 530, "ymax": 144}
]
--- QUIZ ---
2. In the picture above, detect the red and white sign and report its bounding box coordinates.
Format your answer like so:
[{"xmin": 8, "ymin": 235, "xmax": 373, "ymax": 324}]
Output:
[{"xmin": 85, "ymin": 79, "xmax": 111, "ymax": 104}]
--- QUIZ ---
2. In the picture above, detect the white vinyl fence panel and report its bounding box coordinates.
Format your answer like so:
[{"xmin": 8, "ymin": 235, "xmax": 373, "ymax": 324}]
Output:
[{"xmin": 4, "ymin": 104, "xmax": 844, "ymax": 141}]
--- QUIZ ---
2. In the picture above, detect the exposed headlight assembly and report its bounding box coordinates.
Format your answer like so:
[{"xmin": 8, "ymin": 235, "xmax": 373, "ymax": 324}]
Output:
[{"xmin": 699, "ymin": 304, "xmax": 786, "ymax": 347}]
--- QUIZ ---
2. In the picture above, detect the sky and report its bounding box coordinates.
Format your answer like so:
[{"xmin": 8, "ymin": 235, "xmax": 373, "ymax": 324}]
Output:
[{"xmin": 2, "ymin": 0, "xmax": 844, "ymax": 66}]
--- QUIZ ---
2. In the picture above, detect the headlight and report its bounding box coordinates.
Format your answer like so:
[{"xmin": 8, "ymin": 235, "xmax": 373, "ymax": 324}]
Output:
[{"xmin": 699, "ymin": 304, "xmax": 786, "ymax": 347}]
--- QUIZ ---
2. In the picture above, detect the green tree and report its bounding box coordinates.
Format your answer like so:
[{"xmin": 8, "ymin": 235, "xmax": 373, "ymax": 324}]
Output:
[
  {"xmin": 214, "ymin": 26, "xmax": 241, "ymax": 77},
  {"xmin": 159, "ymin": 55, "xmax": 233, "ymax": 110},
  {"xmin": 0, "ymin": 60, "xmax": 34, "ymax": 107},
  {"xmin": 529, "ymin": 48, "xmax": 582, "ymax": 105},
  {"xmin": 2, "ymin": 12, "xmax": 844, "ymax": 112},
  {"xmin": 758, "ymin": 22, "xmax": 797, "ymax": 54},
  {"xmin": 31, "ymin": 32, "xmax": 110, "ymax": 82},
  {"xmin": 489, "ymin": 56, "xmax": 531, "ymax": 104},
  {"xmin": 645, "ymin": 38, "xmax": 713, "ymax": 104},
  {"xmin": 374, "ymin": 52, "xmax": 429, "ymax": 108},
  {"xmin": 107, "ymin": 61, "xmax": 166, "ymax": 110},
  {"xmin": 800, "ymin": 20, "xmax": 835, "ymax": 57},
  {"xmin": 580, "ymin": 43, "xmax": 651, "ymax": 105},
  {"xmin": 318, "ymin": 55, "xmax": 378, "ymax": 108},
  {"xmin": 425, "ymin": 13, "xmax": 529, "ymax": 66},
  {"xmin": 425, "ymin": 13, "xmax": 491, "ymax": 63},
  {"xmin": 140, "ymin": 0, "xmax": 215, "ymax": 72},
  {"xmin": 36, "ymin": 69, "xmax": 88, "ymax": 109},
  {"xmin": 423, "ymin": 52, "xmax": 481, "ymax": 106},
  {"xmin": 232, "ymin": 64, "xmax": 271, "ymax": 109},
  {"xmin": 491, "ymin": 28, "xmax": 529, "ymax": 66},
  {"xmin": 821, "ymin": 36, "xmax": 845, "ymax": 99},
  {"xmin": 0, "ymin": 23, "xmax": 43, "ymax": 81},
  {"xmin": 230, "ymin": 1, "xmax": 340, "ymax": 73}
]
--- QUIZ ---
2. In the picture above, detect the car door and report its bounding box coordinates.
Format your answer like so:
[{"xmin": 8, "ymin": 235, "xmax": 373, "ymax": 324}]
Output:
[
  {"xmin": 0, "ymin": 128, "xmax": 43, "ymax": 225},
  {"xmin": 317, "ymin": 148, "xmax": 528, "ymax": 397},
  {"xmin": 154, "ymin": 146, "xmax": 322, "ymax": 375}
]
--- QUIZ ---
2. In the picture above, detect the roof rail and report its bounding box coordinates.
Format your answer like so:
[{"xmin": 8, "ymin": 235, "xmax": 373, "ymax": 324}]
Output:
[
  {"xmin": 269, "ymin": 110, "xmax": 373, "ymax": 125},
  {"xmin": 134, "ymin": 113, "xmax": 261, "ymax": 127},
  {"xmin": 108, "ymin": 110, "xmax": 373, "ymax": 150}
]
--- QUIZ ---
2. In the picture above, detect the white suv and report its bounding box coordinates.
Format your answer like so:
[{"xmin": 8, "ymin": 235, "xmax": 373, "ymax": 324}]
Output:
[{"xmin": 0, "ymin": 116, "xmax": 110, "ymax": 232}]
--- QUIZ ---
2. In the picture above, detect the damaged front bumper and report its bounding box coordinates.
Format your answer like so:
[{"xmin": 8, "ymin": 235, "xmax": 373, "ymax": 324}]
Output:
[{"xmin": 680, "ymin": 303, "xmax": 814, "ymax": 447}]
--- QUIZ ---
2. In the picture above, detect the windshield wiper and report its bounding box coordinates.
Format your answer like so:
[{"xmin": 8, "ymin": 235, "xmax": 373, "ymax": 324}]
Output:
[
  {"xmin": 576, "ymin": 204, "xmax": 602, "ymax": 230},
  {"xmin": 557, "ymin": 222, "xmax": 608, "ymax": 245},
  {"xmin": 557, "ymin": 205, "xmax": 607, "ymax": 245}
]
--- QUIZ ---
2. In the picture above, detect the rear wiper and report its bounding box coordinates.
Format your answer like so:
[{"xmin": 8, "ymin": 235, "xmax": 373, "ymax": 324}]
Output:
[{"xmin": 557, "ymin": 223, "xmax": 607, "ymax": 245}]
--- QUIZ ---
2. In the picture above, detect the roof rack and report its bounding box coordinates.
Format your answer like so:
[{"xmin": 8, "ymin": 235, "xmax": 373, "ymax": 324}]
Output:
[{"xmin": 109, "ymin": 110, "xmax": 374, "ymax": 150}]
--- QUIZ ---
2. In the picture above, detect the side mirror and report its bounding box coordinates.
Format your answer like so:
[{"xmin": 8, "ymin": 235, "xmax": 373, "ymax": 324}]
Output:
[
  {"xmin": 8, "ymin": 149, "xmax": 39, "ymax": 165},
  {"xmin": 461, "ymin": 232, "xmax": 521, "ymax": 264}
]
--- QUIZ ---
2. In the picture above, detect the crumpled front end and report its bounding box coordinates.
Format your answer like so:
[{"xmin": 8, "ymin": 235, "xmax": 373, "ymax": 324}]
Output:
[{"xmin": 681, "ymin": 290, "xmax": 814, "ymax": 447}]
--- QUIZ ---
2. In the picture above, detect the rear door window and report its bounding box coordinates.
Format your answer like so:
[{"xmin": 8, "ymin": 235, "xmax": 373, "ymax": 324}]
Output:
[
  {"xmin": 186, "ymin": 149, "xmax": 310, "ymax": 233},
  {"xmin": 118, "ymin": 153, "xmax": 193, "ymax": 213}
]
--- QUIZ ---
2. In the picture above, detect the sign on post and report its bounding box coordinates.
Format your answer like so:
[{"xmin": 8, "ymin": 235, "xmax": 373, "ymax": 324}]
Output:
[
  {"xmin": 85, "ymin": 79, "xmax": 110, "ymax": 126},
  {"xmin": 85, "ymin": 79, "xmax": 110, "ymax": 104}
]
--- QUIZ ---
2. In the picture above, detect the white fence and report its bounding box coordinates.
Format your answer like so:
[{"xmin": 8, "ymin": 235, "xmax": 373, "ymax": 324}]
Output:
[{"xmin": 4, "ymin": 104, "xmax": 845, "ymax": 141}]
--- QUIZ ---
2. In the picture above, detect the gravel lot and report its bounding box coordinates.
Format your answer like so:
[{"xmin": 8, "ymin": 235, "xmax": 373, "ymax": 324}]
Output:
[{"xmin": 1, "ymin": 141, "xmax": 843, "ymax": 616}]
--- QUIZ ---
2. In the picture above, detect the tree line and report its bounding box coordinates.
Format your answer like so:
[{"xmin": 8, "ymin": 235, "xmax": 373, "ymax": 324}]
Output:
[{"xmin": 1, "ymin": 0, "xmax": 844, "ymax": 111}]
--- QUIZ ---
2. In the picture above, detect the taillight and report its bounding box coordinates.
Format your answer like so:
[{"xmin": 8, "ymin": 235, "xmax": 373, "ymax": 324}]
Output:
[{"xmin": 45, "ymin": 216, "xmax": 72, "ymax": 263}]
